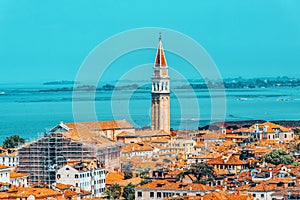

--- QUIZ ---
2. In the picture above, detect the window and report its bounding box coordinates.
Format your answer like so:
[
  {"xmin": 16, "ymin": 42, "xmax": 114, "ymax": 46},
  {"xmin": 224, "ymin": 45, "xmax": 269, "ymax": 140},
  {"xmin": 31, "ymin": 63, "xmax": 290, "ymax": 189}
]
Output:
[
  {"xmin": 285, "ymin": 134, "xmax": 287, "ymax": 138},
  {"xmin": 253, "ymin": 194, "xmax": 256, "ymax": 197},
  {"xmin": 157, "ymin": 192, "xmax": 161, "ymax": 198},
  {"xmin": 75, "ymin": 174, "xmax": 78, "ymax": 179},
  {"xmin": 137, "ymin": 192, "xmax": 142, "ymax": 197},
  {"xmin": 163, "ymin": 192, "xmax": 168, "ymax": 198},
  {"xmin": 150, "ymin": 192, "xmax": 154, "ymax": 198},
  {"xmin": 57, "ymin": 174, "xmax": 61, "ymax": 179},
  {"xmin": 261, "ymin": 194, "xmax": 264, "ymax": 198}
]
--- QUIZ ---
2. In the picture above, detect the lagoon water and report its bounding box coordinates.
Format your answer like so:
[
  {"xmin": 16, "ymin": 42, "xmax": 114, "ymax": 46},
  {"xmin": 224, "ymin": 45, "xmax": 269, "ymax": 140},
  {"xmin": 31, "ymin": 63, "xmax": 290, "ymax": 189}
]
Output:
[{"xmin": 0, "ymin": 83, "xmax": 299, "ymax": 143}]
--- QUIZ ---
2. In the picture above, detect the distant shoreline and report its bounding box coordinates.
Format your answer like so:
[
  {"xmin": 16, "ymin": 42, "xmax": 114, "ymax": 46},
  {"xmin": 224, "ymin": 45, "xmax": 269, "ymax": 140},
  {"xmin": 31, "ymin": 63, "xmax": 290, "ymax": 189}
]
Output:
[{"xmin": 200, "ymin": 119, "xmax": 300, "ymax": 130}]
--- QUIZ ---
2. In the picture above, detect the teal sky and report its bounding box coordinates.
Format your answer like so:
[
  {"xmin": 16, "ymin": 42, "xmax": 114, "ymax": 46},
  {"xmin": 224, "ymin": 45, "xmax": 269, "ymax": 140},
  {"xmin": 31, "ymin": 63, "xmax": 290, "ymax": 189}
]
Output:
[{"xmin": 0, "ymin": 0, "xmax": 300, "ymax": 83}]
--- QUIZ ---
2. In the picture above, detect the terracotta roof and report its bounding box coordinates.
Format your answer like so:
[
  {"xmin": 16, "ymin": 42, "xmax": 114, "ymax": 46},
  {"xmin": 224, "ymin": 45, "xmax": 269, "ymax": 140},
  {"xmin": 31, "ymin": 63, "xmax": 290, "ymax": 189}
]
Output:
[
  {"xmin": 235, "ymin": 184, "xmax": 252, "ymax": 191},
  {"xmin": 65, "ymin": 119, "xmax": 134, "ymax": 130},
  {"xmin": 202, "ymin": 132, "xmax": 224, "ymax": 140},
  {"xmin": 55, "ymin": 183, "xmax": 73, "ymax": 190},
  {"xmin": 225, "ymin": 134, "xmax": 249, "ymax": 139},
  {"xmin": 106, "ymin": 172, "xmax": 124, "ymax": 185},
  {"xmin": 249, "ymin": 182, "xmax": 277, "ymax": 192},
  {"xmin": 0, "ymin": 164, "xmax": 10, "ymax": 169},
  {"xmin": 226, "ymin": 156, "xmax": 247, "ymax": 165},
  {"xmin": 122, "ymin": 142, "xmax": 154, "ymax": 153},
  {"xmin": 0, "ymin": 187, "xmax": 61, "ymax": 198},
  {"xmin": 155, "ymin": 39, "xmax": 167, "ymax": 67},
  {"xmin": 137, "ymin": 180, "xmax": 213, "ymax": 191},
  {"xmin": 202, "ymin": 191, "xmax": 253, "ymax": 200},
  {"xmin": 117, "ymin": 129, "xmax": 170, "ymax": 138},
  {"xmin": 64, "ymin": 189, "xmax": 77, "ymax": 197},
  {"xmin": 151, "ymin": 138, "xmax": 170, "ymax": 143},
  {"xmin": 194, "ymin": 142, "xmax": 204, "ymax": 147},
  {"xmin": 207, "ymin": 156, "xmax": 246, "ymax": 165},
  {"xmin": 115, "ymin": 177, "xmax": 142, "ymax": 186},
  {"xmin": 9, "ymin": 171, "xmax": 28, "ymax": 178}
]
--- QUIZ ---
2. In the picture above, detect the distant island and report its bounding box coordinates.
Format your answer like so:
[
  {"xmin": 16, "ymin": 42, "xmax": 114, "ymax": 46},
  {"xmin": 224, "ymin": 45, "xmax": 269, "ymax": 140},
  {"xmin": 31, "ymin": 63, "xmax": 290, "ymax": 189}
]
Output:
[
  {"xmin": 40, "ymin": 76, "xmax": 300, "ymax": 92},
  {"xmin": 179, "ymin": 76, "xmax": 300, "ymax": 89},
  {"xmin": 43, "ymin": 80, "xmax": 80, "ymax": 85}
]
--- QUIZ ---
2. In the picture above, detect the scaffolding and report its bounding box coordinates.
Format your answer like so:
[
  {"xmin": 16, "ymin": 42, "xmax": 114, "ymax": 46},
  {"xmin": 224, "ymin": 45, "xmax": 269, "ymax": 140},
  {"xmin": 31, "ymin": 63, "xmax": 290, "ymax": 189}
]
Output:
[{"xmin": 17, "ymin": 131, "xmax": 121, "ymax": 185}]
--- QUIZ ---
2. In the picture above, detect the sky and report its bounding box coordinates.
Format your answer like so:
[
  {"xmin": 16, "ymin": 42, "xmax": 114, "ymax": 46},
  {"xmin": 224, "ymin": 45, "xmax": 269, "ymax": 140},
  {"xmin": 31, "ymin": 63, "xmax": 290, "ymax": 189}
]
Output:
[{"xmin": 0, "ymin": 0, "xmax": 300, "ymax": 83}]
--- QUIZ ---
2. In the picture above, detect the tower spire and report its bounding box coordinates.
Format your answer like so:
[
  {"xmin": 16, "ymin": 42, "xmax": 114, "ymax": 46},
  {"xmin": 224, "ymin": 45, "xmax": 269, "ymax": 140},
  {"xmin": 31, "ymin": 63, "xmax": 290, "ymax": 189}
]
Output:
[
  {"xmin": 151, "ymin": 36, "xmax": 170, "ymax": 133},
  {"xmin": 155, "ymin": 35, "xmax": 167, "ymax": 67}
]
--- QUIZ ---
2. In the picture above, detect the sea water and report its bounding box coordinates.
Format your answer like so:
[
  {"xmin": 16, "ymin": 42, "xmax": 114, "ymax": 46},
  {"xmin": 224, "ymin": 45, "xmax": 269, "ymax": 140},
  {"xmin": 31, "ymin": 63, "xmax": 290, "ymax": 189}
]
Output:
[{"xmin": 0, "ymin": 83, "xmax": 299, "ymax": 143}]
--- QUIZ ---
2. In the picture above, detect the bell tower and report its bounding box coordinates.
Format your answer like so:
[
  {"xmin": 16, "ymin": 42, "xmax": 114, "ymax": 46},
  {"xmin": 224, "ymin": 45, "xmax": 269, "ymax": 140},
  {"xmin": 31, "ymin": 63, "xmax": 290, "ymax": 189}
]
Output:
[{"xmin": 151, "ymin": 36, "xmax": 170, "ymax": 132}]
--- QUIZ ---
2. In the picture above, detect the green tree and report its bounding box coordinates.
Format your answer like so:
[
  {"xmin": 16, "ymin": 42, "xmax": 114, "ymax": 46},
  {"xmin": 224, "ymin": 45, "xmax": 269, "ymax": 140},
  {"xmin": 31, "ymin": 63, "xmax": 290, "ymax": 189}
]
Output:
[
  {"xmin": 122, "ymin": 183, "xmax": 135, "ymax": 200},
  {"xmin": 136, "ymin": 166, "xmax": 151, "ymax": 179},
  {"xmin": 121, "ymin": 162, "xmax": 133, "ymax": 180},
  {"xmin": 106, "ymin": 184, "xmax": 121, "ymax": 200},
  {"xmin": 177, "ymin": 162, "xmax": 215, "ymax": 184},
  {"xmin": 3, "ymin": 135, "xmax": 25, "ymax": 148},
  {"xmin": 265, "ymin": 149, "xmax": 295, "ymax": 165},
  {"xmin": 140, "ymin": 179, "xmax": 152, "ymax": 185}
]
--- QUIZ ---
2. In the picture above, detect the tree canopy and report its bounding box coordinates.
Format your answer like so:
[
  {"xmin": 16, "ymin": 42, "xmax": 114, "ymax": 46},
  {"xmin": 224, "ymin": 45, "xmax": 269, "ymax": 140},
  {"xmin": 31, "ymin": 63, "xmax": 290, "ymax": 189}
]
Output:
[
  {"xmin": 2, "ymin": 135, "xmax": 25, "ymax": 148},
  {"xmin": 136, "ymin": 165, "xmax": 151, "ymax": 179},
  {"xmin": 106, "ymin": 184, "xmax": 121, "ymax": 200},
  {"xmin": 177, "ymin": 162, "xmax": 215, "ymax": 184},
  {"xmin": 122, "ymin": 183, "xmax": 135, "ymax": 200},
  {"xmin": 265, "ymin": 149, "xmax": 295, "ymax": 165},
  {"xmin": 121, "ymin": 162, "xmax": 133, "ymax": 180}
]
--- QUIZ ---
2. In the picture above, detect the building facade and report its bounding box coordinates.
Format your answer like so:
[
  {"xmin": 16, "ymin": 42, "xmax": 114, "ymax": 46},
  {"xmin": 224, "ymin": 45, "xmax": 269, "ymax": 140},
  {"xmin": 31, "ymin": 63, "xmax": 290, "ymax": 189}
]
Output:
[
  {"xmin": 151, "ymin": 37, "xmax": 170, "ymax": 133},
  {"xmin": 0, "ymin": 151, "xmax": 19, "ymax": 168},
  {"xmin": 56, "ymin": 160, "xmax": 105, "ymax": 197},
  {"xmin": 0, "ymin": 165, "xmax": 10, "ymax": 183}
]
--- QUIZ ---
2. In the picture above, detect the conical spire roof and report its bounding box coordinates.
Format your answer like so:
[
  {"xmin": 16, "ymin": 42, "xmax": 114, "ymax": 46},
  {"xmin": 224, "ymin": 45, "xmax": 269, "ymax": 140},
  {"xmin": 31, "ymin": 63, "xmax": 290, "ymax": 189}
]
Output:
[{"xmin": 154, "ymin": 37, "xmax": 167, "ymax": 67}]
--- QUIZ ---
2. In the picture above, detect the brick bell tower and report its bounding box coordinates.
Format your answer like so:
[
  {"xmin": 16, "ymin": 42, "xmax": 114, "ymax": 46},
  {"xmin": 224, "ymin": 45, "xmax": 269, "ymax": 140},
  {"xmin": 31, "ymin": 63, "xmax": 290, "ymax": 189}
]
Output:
[{"xmin": 151, "ymin": 36, "xmax": 170, "ymax": 133}]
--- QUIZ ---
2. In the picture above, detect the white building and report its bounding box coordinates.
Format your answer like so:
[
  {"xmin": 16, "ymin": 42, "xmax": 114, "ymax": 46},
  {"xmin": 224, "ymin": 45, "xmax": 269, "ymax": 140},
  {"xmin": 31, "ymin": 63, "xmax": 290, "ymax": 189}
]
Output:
[
  {"xmin": 135, "ymin": 180, "xmax": 213, "ymax": 200},
  {"xmin": 121, "ymin": 142, "xmax": 154, "ymax": 158},
  {"xmin": 0, "ymin": 165, "xmax": 10, "ymax": 183},
  {"xmin": 0, "ymin": 151, "xmax": 19, "ymax": 167},
  {"xmin": 10, "ymin": 171, "xmax": 28, "ymax": 187},
  {"xmin": 169, "ymin": 133, "xmax": 196, "ymax": 158},
  {"xmin": 251, "ymin": 122, "xmax": 294, "ymax": 142},
  {"xmin": 248, "ymin": 182, "xmax": 278, "ymax": 200},
  {"xmin": 0, "ymin": 164, "xmax": 28, "ymax": 187},
  {"xmin": 56, "ymin": 160, "xmax": 105, "ymax": 197}
]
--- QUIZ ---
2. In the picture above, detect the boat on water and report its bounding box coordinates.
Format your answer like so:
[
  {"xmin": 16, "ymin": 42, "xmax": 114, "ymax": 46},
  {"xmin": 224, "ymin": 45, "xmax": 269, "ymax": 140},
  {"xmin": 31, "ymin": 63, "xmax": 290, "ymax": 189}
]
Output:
[
  {"xmin": 276, "ymin": 97, "xmax": 294, "ymax": 101},
  {"xmin": 236, "ymin": 97, "xmax": 248, "ymax": 101},
  {"xmin": 0, "ymin": 92, "xmax": 5, "ymax": 95}
]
